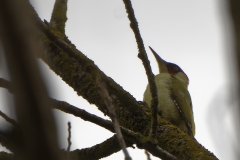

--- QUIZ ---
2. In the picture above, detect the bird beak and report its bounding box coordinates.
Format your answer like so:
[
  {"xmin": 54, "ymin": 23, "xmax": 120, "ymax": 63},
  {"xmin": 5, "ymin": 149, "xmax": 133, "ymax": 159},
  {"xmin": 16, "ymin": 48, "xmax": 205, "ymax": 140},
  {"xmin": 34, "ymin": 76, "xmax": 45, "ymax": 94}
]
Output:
[{"xmin": 149, "ymin": 46, "xmax": 168, "ymax": 73}]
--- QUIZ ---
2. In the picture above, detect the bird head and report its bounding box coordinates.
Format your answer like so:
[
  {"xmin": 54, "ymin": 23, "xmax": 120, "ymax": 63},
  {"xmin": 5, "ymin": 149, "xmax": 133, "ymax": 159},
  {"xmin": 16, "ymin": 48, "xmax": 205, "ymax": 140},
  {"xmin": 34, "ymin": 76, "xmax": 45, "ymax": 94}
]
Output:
[{"xmin": 149, "ymin": 46, "xmax": 189, "ymax": 86}]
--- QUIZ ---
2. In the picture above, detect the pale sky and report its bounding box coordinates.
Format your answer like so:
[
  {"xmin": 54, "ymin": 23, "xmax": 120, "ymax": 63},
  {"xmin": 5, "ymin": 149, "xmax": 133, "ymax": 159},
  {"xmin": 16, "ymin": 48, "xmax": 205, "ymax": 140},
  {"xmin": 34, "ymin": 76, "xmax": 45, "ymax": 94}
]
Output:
[{"xmin": 0, "ymin": 0, "xmax": 237, "ymax": 159}]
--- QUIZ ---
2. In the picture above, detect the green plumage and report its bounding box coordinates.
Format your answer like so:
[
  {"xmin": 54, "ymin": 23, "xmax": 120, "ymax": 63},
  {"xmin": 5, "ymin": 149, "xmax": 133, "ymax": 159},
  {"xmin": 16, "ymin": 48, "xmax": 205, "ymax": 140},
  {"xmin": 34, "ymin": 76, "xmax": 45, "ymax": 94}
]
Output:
[{"xmin": 143, "ymin": 73, "xmax": 195, "ymax": 136}]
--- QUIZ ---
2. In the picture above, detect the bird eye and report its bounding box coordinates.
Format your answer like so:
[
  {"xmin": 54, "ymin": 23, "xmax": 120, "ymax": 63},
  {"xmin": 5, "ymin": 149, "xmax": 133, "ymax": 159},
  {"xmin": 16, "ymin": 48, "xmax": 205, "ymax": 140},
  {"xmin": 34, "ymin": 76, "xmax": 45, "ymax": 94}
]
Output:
[{"xmin": 174, "ymin": 67, "xmax": 178, "ymax": 71}]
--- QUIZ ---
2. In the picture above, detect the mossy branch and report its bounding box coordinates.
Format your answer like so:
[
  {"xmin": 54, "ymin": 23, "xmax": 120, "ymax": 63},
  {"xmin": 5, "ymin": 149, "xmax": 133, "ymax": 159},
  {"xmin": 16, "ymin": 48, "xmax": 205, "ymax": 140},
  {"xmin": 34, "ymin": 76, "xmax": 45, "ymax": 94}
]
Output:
[
  {"xmin": 68, "ymin": 135, "xmax": 131, "ymax": 160},
  {"xmin": 50, "ymin": 0, "xmax": 68, "ymax": 34},
  {"xmin": 37, "ymin": 23, "xmax": 217, "ymax": 159}
]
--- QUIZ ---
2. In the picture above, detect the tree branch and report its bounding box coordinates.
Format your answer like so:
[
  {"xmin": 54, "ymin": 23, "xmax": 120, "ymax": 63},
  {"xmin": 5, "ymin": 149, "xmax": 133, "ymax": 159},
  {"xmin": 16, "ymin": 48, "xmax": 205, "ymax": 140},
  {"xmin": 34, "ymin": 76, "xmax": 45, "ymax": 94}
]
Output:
[
  {"xmin": 0, "ymin": 78, "xmax": 13, "ymax": 93},
  {"xmin": 87, "ymin": 66, "xmax": 131, "ymax": 160},
  {"xmin": 52, "ymin": 99, "xmax": 177, "ymax": 160},
  {"xmin": 122, "ymin": 0, "xmax": 158, "ymax": 138},
  {"xmin": 0, "ymin": 79, "xmax": 17, "ymax": 128},
  {"xmin": 50, "ymin": 0, "xmax": 68, "ymax": 34},
  {"xmin": 69, "ymin": 135, "xmax": 132, "ymax": 160},
  {"xmin": 0, "ymin": 110, "xmax": 18, "ymax": 128}
]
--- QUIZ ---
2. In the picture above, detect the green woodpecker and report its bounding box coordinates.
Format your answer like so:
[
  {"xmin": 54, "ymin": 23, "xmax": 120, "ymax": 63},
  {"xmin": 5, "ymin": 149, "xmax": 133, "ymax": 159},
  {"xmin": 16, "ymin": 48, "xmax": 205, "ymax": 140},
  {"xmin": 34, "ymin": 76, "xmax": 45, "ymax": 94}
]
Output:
[{"xmin": 143, "ymin": 47, "xmax": 195, "ymax": 136}]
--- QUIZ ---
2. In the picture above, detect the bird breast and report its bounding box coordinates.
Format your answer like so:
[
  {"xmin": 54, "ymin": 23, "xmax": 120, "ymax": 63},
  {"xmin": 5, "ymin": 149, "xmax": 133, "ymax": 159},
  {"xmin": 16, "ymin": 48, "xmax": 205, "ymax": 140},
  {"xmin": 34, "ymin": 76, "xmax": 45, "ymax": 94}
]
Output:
[{"xmin": 143, "ymin": 73, "xmax": 181, "ymax": 124}]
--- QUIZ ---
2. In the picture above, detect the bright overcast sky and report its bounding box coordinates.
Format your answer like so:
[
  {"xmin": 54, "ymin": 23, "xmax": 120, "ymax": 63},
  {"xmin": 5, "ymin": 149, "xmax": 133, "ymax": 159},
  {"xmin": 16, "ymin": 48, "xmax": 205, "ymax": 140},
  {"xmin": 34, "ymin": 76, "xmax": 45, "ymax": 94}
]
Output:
[{"xmin": 0, "ymin": 0, "xmax": 238, "ymax": 159}]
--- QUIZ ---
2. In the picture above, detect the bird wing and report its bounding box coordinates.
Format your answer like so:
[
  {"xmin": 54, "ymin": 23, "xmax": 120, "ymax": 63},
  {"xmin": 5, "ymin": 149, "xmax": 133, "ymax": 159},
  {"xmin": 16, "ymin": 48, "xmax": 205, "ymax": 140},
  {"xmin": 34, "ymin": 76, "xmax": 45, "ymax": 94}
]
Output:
[{"xmin": 171, "ymin": 75, "xmax": 195, "ymax": 136}]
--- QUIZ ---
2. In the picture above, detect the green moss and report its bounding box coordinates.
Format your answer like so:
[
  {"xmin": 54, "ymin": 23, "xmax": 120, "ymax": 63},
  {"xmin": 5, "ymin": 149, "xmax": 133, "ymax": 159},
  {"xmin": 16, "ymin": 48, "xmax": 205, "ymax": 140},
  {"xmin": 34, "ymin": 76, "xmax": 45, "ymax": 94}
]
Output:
[{"xmin": 50, "ymin": 0, "xmax": 68, "ymax": 33}]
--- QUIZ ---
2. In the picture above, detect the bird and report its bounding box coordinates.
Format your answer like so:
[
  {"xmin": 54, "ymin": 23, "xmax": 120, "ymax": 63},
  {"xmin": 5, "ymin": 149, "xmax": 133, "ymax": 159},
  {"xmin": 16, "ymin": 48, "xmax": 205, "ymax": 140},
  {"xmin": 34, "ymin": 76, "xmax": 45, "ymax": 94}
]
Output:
[{"xmin": 143, "ymin": 46, "xmax": 195, "ymax": 137}]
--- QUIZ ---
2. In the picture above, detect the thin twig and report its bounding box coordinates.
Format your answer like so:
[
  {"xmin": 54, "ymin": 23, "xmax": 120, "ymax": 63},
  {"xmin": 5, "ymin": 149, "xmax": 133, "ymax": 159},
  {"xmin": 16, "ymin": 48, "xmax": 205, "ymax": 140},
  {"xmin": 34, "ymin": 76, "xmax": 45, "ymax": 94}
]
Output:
[
  {"xmin": 0, "ymin": 78, "xmax": 18, "ymax": 127},
  {"xmin": 51, "ymin": 99, "xmax": 113, "ymax": 130},
  {"xmin": 83, "ymin": 66, "xmax": 131, "ymax": 160},
  {"xmin": 122, "ymin": 0, "xmax": 158, "ymax": 138},
  {"xmin": 67, "ymin": 122, "xmax": 71, "ymax": 160},
  {"xmin": 0, "ymin": 110, "xmax": 18, "ymax": 128},
  {"xmin": 145, "ymin": 150, "xmax": 151, "ymax": 160},
  {"xmin": 140, "ymin": 143, "xmax": 177, "ymax": 160}
]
